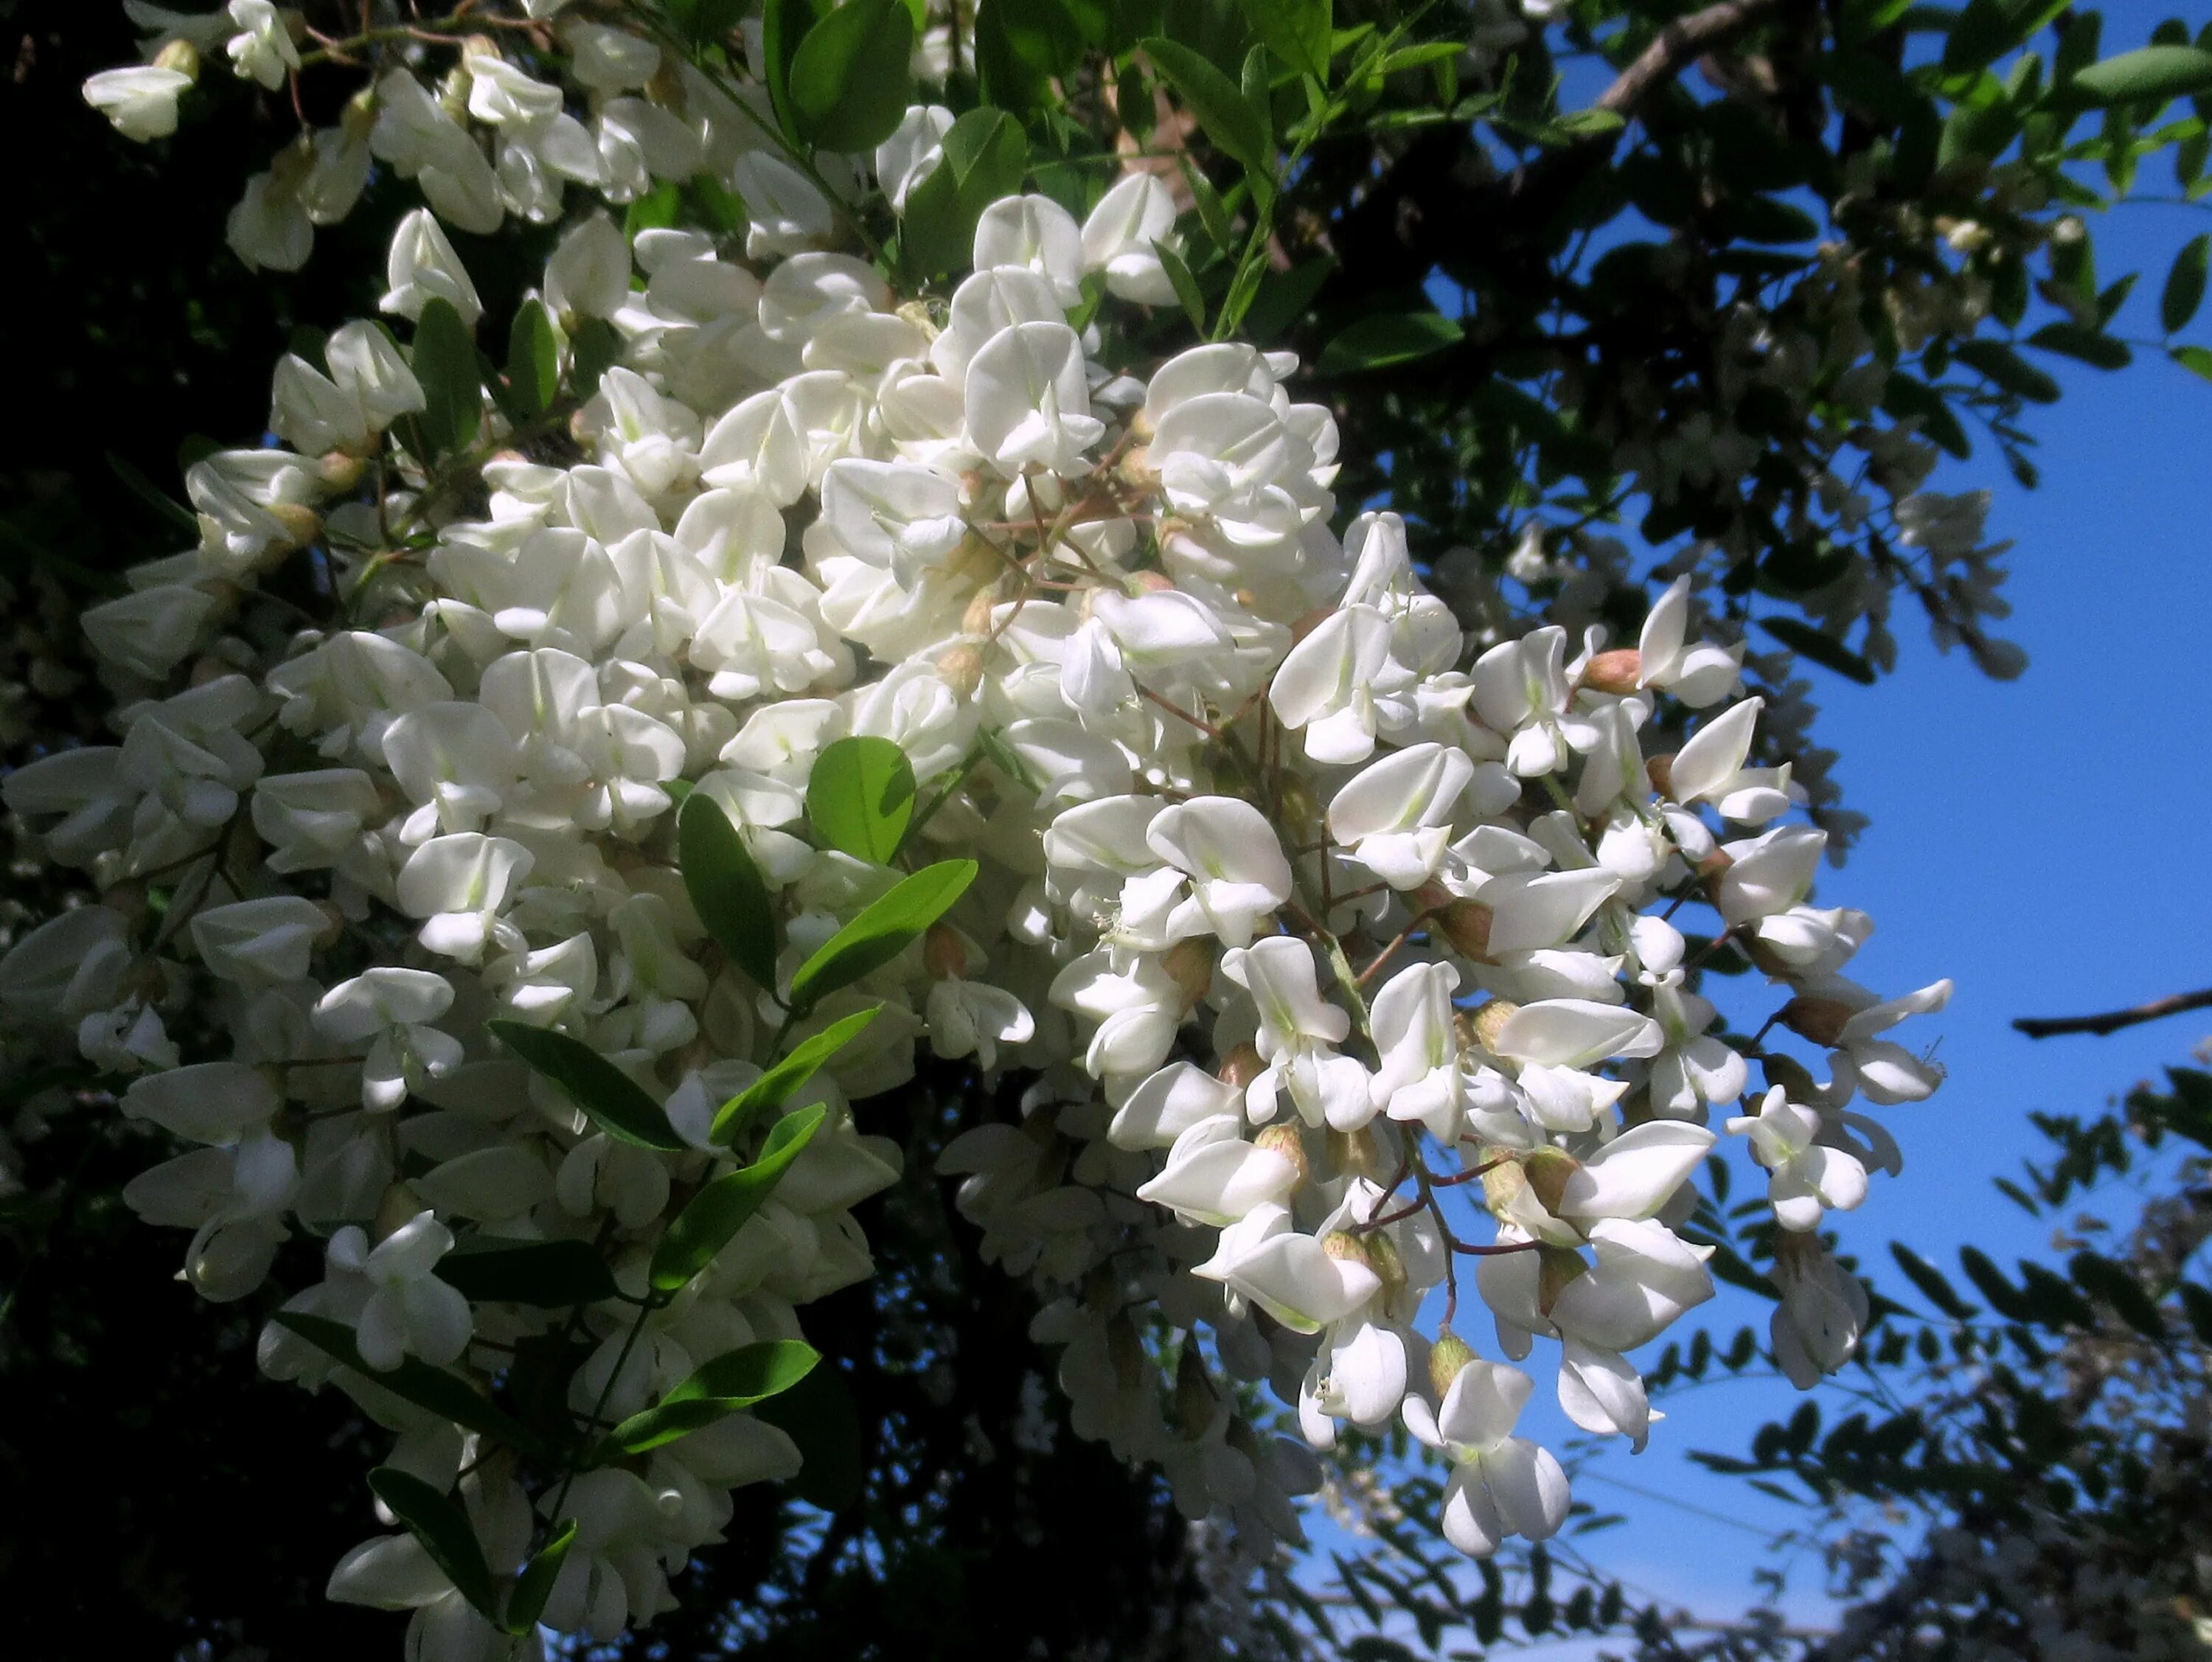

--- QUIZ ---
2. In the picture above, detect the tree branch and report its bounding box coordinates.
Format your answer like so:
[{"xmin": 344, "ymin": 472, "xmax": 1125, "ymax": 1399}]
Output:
[
  {"xmin": 2013, "ymin": 987, "xmax": 2212, "ymax": 1040},
  {"xmin": 1594, "ymin": 0, "xmax": 1792, "ymax": 115}
]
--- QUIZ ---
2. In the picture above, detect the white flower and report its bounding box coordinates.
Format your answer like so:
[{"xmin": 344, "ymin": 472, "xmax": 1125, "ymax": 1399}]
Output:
[
  {"xmin": 84, "ymin": 65, "xmax": 192, "ymax": 141},
  {"xmin": 225, "ymin": 0, "xmax": 298, "ymax": 90},
  {"xmin": 1404, "ymin": 1357, "xmax": 1570, "ymax": 1558},
  {"xmin": 1728, "ymin": 1085, "xmax": 1868, "ymax": 1229},
  {"xmin": 1080, "ymin": 173, "xmax": 1180, "ymax": 305},
  {"xmin": 330, "ymin": 1211, "xmax": 473, "ymax": 1369}
]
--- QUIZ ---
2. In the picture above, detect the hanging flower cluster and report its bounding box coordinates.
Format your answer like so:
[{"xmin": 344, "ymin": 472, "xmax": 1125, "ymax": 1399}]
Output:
[{"xmin": 13, "ymin": 4, "xmax": 1958, "ymax": 1655}]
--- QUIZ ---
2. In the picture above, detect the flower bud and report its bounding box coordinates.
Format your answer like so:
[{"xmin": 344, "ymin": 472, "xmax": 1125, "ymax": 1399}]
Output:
[
  {"xmin": 341, "ymin": 85, "xmax": 378, "ymax": 141},
  {"xmin": 1130, "ymin": 569, "xmax": 1176, "ymax": 595},
  {"xmin": 1276, "ymin": 774, "xmax": 1323, "ymax": 843},
  {"xmin": 1778, "ymin": 996, "xmax": 1853, "ymax": 1047},
  {"xmin": 268, "ymin": 502, "xmax": 322, "ymax": 550},
  {"xmin": 1427, "ymin": 1328, "xmax": 1476, "ymax": 1397},
  {"xmin": 319, "ymin": 451, "xmax": 367, "ymax": 491},
  {"xmin": 1436, "ymin": 900, "xmax": 1494, "ymax": 960},
  {"xmin": 1217, "ymin": 1043, "xmax": 1265, "ymax": 1089},
  {"xmin": 1116, "ymin": 442, "xmax": 1155, "ymax": 487},
  {"xmin": 646, "ymin": 58, "xmax": 687, "ymax": 110},
  {"xmin": 1581, "ymin": 647, "xmax": 1642, "ymax": 695},
  {"xmin": 936, "ymin": 642, "xmax": 984, "ymax": 698},
  {"xmin": 1321, "ymin": 1230, "xmax": 1373, "ymax": 1273},
  {"xmin": 1644, "ymin": 752, "xmax": 1676, "ymax": 800},
  {"xmin": 1253, "ymin": 1123, "xmax": 1308, "ymax": 1192},
  {"xmin": 1470, "ymin": 999, "xmax": 1520, "ymax": 1054},
  {"xmin": 922, "ymin": 922, "xmax": 967, "ymax": 980},
  {"xmin": 373, "ymin": 1181, "xmax": 428, "ymax": 1241},
  {"xmin": 1366, "ymin": 1228, "xmax": 1406, "ymax": 1300},
  {"xmin": 153, "ymin": 38, "xmax": 201, "ymax": 80},
  {"xmin": 959, "ymin": 585, "xmax": 1001, "ymax": 639},
  {"xmin": 894, "ymin": 299, "xmax": 941, "ymax": 341},
  {"xmin": 1537, "ymin": 1244, "xmax": 1587, "ymax": 1315},
  {"xmin": 1163, "ymin": 936, "xmax": 1213, "ymax": 1009},
  {"xmin": 1522, "ymin": 1145, "xmax": 1579, "ymax": 1216},
  {"xmin": 1329, "ymin": 1124, "xmax": 1387, "ymax": 1181}
]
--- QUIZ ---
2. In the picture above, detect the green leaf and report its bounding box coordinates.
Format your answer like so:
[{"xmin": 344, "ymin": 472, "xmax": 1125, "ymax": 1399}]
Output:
[
  {"xmin": 649, "ymin": 1106, "xmax": 828, "ymax": 1293},
  {"xmin": 569, "ymin": 316, "xmax": 624, "ymax": 397},
  {"xmin": 504, "ymin": 300, "xmax": 560, "ymax": 420},
  {"xmin": 488, "ymin": 1022, "xmax": 686, "ymax": 1152},
  {"xmin": 2059, "ymin": 45, "xmax": 2212, "ymax": 110},
  {"xmin": 272, "ymin": 1312, "xmax": 546, "ymax": 1455},
  {"xmin": 760, "ymin": 0, "xmax": 823, "ymax": 139},
  {"xmin": 1234, "ymin": 0, "xmax": 1327, "ymax": 80},
  {"xmin": 1239, "ymin": 256, "xmax": 1336, "ymax": 341},
  {"xmin": 1944, "ymin": 0, "xmax": 2068, "ymax": 75},
  {"xmin": 1958, "ymin": 1245, "xmax": 2035, "ymax": 1323},
  {"xmin": 1880, "ymin": 370, "xmax": 1972, "ymax": 456},
  {"xmin": 1953, "ymin": 339, "xmax": 2061, "ymax": 401},
  {"xmin": 807, "ymin": 736, "xmax": 917, "ymax": 863},
  {"xmin": 434, "ymin": 1238, "xmax": 619, "ymax": 1307},
  {"xmin": 709, "ymin": 1008, "xmax": 879, "ymax": 1146},
  {"xmin": 2163, "ymin": 233, "xmax": 2210, "ymax": 332},
  {"xmin": 678, "ymin": 791, "xmax": 779, "ymax": 993},
  {"xmin": 599, "ymin": 1340, "xmax": 821, "ymax": 1457},
  {"xmin": 1315, "ymin": 310, "xmax": 1462, "ymax": 374},
  {"xmin": 753, "ymin": 1361, "xmax": 864, "ymax": 1509},
  {"xmin": 2180, "ymin": 1280, "xmax": 2212, "ymax": 1345},
  {"xmin": 105, "ymin": 451, "xmax": 198, "ymax": 536},
  {"xmin": 412, "ymin": 298, "xmax": 482, "ymax": 461},
  {"xmin": 1154, "ymin": 239, "xmax": 1208, "ymax": 332},
  {"xmin": 789, "ymin": 0, "xmax": 916, "ymax": 153},
  {"xmin": 666, "ymin": 0, "xmax": 748, "ymax": 45},
  {"xmin": 1141, "ymin": 36, "xmax": 1271, "ymax": 173},
  {"xmin": 2069, "ymin": 1250, "xmax": 2169, "ymax": 1342},
  {"xmin": 899, "ymin": 106, "xmax": 1030, "ymax": 279},
  {"xmin": 505, "ymin": 1520, "xmax": 577, "ymax": 1634},
  {"xmin": 1756, "ymin": 616, "xmax": 1878, "ymax": 684},
  {"xmin": 369, "ymin": 1468, "xmax": 499, "ymax": 1621},
  {"xmin": 2026, "ymin": 320, "xmax": 2132, "ymax": 368},
  {"xmin": 2172, "ymin": 342, "xmax": 2212, "ymax": 380},
  {"xmin": 787, "ymin": 860, "xmax": 977, "ymax": 1014}
]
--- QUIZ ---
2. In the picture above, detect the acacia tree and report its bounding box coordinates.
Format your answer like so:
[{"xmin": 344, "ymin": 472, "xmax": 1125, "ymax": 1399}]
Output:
[{"xmin": 4, "ymin": 1, "xmax": 2211, "ymax": 1658}]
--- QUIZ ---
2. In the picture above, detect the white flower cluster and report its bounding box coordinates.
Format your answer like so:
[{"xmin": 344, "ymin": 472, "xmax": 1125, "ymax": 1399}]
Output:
[{"xmin": 24, "ymin": 9, "xmax": 1958, "ymax": 1655}]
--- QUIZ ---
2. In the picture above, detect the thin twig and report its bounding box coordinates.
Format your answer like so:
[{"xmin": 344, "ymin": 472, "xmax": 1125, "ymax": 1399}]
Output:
[{"xmin": 2014, "ymin": 986, "xmax": 2212, "ymax": 1040}]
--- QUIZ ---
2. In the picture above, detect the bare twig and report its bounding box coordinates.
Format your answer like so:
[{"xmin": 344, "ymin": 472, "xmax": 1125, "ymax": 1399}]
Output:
[
  {"xmin": 2014, "ymin": 987, "xmax": 2212, "ymax": 1040},
  {"xmin": 1593, "ymin": 0, "xmax": 1788, "ymax": 116}
]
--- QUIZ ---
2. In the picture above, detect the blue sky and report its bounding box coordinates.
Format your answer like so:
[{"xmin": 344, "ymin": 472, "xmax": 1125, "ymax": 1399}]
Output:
[
  {"xmin": 1512, "ymin": 181, "xmax": 2212, "ymax": 1635},
  {"xmin": 1332, "ymin": 21, "xmax": 2212, "ymax": 1646}
]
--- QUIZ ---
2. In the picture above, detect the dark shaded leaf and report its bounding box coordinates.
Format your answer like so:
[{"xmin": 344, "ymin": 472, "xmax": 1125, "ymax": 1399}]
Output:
[
  {"xmin": 369, "ymin": 1468, "xmax": 498, "ymax": 1620},
  {"xmin": 274, "ymin": 1312, "xmax": 546, "ymax": 1455},
  {"xmin": 489, "ymin": 1022, "xmax": 686, "ymax": 1152},
  {"xmin": 411, "ymin": 299, "xmax": 481, "ymax": 460},
  {"xmin": 1756, "ymin": 616, "xmax": 1878, "ymax": 684},
  {"xmin": 1316, "ymin": 310, "xmax": 1462, "ymax": 373},
  {"xmin": 435, "ymin": 1238, "xmax": 619, "ymax": 1307},
  {"xmin": 679, "ymin": 790, "xmax": 779, "ymax": 993}
]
